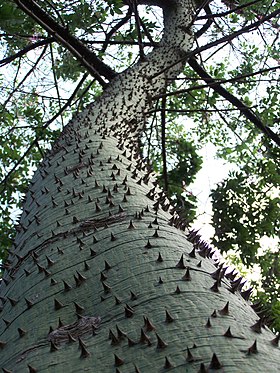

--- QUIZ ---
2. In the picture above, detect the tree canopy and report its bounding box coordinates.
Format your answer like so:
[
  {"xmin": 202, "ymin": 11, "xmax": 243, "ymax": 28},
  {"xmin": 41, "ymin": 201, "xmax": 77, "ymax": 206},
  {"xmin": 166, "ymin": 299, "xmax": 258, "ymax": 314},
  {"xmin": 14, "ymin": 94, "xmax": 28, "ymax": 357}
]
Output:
[{"xmin": 0, "ymin": 0, "xmax": 279, "ymax": 330}]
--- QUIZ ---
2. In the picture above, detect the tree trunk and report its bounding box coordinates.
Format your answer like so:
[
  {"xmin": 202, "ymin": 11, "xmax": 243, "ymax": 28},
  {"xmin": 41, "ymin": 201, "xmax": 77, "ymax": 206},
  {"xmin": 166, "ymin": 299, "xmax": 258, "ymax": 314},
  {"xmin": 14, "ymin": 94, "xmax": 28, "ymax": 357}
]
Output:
[{"xmin": 1, "ymin": 1, "xmax": 279, "ymax": 372}]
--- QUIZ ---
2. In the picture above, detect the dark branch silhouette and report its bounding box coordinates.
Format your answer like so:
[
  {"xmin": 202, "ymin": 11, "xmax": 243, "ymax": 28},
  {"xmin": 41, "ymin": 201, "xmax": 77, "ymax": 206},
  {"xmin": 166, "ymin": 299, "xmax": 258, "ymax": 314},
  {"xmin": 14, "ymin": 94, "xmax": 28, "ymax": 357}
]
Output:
[
  {"xmin": 195, "ymin": 4, "xmax": 213, "ymax": 38},
  {"xmin": 144, "ymin": 7, "xmax": 280, "ymax": 82},
  {"xmin": 197, "ymin": 0, "xmax": 262, "ymax": 20},
  {"xmin": 2, "ymin": 45, "xmax": 48, "ymax": 110},
  {"xmin": 154, "ymin": 65, "xmax": 280, "ymax": 99},
  {"xmin": 191, "ymin": 8, "xmax": 280, "ymax": 57},
  {"xmin": 188, "ymin": 57, "xmax": 280, "ymax": 147},
  {"xmin": 0, "ymin": 73, "xmax": 89, "ymax": 191},
  {"xmin": 161, "ymin": 93, "xmax": 168, "ymax": 191},
  {"xmin": 101, "ymin": 8, "xmax": 133, "ymax": 53},
  {"xmin": 0, "ymin": 37, "xmax": 54, "ymax": 67},
  {"xmin": 14, "ymin": 0, "xmax": 117, "ymax": 85}
]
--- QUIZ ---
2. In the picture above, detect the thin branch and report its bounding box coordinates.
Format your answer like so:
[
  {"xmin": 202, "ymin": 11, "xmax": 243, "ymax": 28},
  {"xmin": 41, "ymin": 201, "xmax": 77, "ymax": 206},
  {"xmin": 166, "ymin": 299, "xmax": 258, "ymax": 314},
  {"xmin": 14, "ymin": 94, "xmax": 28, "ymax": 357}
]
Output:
[
  {"xmin": 0, "ymin": 37, "xmax": 54, "ymax": 67},
  {"xmin": 131, "ymin": 0, "xmax": 145, "ymax": 60},
  {"xmin": 148, "ymin": 7, "xmax": 280, "ymax": 81},
  {"xmin": 0, "ymin": 32, "xmax": 46, "ymax": 39},
  {"xmin": 191, "ymin": 8, "xmax": 280, "ymax": 57},
  {"xmin": 203, "ymin": 37, "xmax": 231, "ymax": 64},
  {"xmin": 0, "ymin": 73, "xmax": 89, "ymax": 191},
  {"xmin": 13, "ymin": 55, "xmax": 22, "ymax": 90},
  {"xmin": 188, "ymin": 57, "xmax": 280, "ymax": 147},
  {"xmin": 14, "ymin": 0, "xmax": 117, "ymax": 85},
  {"xmin": 139, "ymin": 17, "xmax": 156, "ymax": 45},
  {"xmin": 73, "ymin": 79, "xmax": 95, "ymax": 111},
  {"xmin": 34, "ymin": 138, "xmax": 45, "ymax": 158},
  {"xmin": 219, "ymin": 0, "xmax": 280, "ymax": 31},
  {"xmin": 161, "ymin": 93, "xmax": 168, "ymax": 192},
  {"xmin": 43, "ymin": 73, "xmax": 89, "ymax": 126},
  {"xmin": 101, "ymin": 8, "xmax": 132, "ymax": 53},
  {"xmin": 49, "ymin": 43, "xmax": 64, "ymax": 128},
  {"xmin": 44, "ymin": 0, "xmax": 66, "ymax": 27},
  {"xmin": 196, "ymin": 0, "xmax": 262, "ymax": 20},
  {"xmin": 195, "ymin": 4, "xmax": 213, "ymax": 38},
  {"xmin": 0, "ymin": 139, "xmax": 38, "ymax": 193},
  {"xmin": 213, "ymin": 104, "xmax": 257, "ymax": 159},
  {"xmin": 192, "ymin": 0, "xmax": 212, "ymax": 21},
  {"xmin": 86, "ymin": 39, "xmax": 156, "ymax": 47},
  {"xmin": 2, "ymin": 45, "xmax": 48, "ymax": 110},
  {"xmin": 5, "ymin": 90, "xmax": 69, "ymax": 100},
  {"xmin": 145, "ymin": 99, "xmax": 160, "ymax": 163},
  {"xmin": 153, "ymin": 65, "xmax": 280, "ymax": 99},
  {"xmin": 147, "ymin": 106, "xmax": 258, "ymax": 114}
]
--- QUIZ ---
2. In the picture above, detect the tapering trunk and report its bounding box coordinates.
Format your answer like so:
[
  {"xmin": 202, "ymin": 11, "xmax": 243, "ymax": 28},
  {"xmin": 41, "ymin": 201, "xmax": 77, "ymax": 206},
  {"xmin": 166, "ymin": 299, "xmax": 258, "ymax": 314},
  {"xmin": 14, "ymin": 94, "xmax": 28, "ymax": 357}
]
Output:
[{"xmin": 1, "ymin": 1, "xmax": 279, "ymax": 372}]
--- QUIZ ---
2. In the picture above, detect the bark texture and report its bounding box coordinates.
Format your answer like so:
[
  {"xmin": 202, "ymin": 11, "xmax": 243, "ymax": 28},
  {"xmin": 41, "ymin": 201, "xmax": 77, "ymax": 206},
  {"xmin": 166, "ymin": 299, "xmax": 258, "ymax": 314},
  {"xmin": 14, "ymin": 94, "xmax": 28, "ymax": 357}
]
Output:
[{"xmin": 1, "ymin": 1, "xmax": 279, "ymax": 372}]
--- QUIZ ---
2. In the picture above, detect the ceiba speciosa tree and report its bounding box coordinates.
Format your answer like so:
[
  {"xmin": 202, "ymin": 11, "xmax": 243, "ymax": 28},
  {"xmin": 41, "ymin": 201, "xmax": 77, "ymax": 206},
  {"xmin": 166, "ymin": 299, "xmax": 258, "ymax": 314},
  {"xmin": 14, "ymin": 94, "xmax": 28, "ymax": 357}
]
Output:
[{"xmin": 0, "ymin": 0, "xmax": 279, "ymax": 372}]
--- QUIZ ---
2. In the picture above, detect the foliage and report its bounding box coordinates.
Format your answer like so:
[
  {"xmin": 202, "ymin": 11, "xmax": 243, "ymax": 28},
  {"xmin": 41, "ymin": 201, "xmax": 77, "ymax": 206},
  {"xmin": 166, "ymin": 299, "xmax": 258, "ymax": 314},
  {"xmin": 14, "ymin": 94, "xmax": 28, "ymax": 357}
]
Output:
[
  {"xmin": 144, "ymin": 120, "xmax": 203, "ymax": 224},
  {"xmin": 254, "ymin": 249, "xmax": 280, "ymax": 332},
  {"xmin": 0, "ymin": 0, "xmax": 279, "ymax": 326},
  {"xmin": 211, "ymin": 166, "xmax": 279, "ymax": 265},
  {"xmin": 224, "ymin": 245, "xmax": 280, "ymax": 332}
]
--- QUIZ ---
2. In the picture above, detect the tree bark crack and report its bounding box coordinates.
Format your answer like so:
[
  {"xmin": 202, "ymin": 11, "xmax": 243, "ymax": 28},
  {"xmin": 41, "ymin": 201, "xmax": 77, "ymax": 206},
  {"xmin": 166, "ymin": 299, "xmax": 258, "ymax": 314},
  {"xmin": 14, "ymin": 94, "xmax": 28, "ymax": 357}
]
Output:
[{"xmin": 47, "ymin": 316, "xmax": 101, "ymax": 346}]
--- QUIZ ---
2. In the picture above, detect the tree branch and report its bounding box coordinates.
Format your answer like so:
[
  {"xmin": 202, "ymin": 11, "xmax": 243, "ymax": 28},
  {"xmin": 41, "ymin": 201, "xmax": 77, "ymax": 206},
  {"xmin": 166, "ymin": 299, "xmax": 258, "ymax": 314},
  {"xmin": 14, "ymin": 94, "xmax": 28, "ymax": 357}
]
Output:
[
  {"xmin": 101, "ymin": 8, "xmax": 132, "ymax": 53},
  {"xmin": 2, "ymin": 45, "xmax": 48, "ymax": 110},
  {"xmin": 0, "ymin": 73, "xmax": 89, "ymax": 192},
  {"xmin": 131, "ymin": 0, "xmax": 145, "ymax": 60},
  {"xmin": 139, "ymin": 16, "xmax": 157, "ymax": 45},
  {"xmin": 43, "ymin": 73, "xmax": 89, "ymax": 126},
  {"xmin": 191, "ymin": 8, "xmax": 280, "ymax": 57},
  {"xmin": 73, "ymin": 79, "xmax": 95, "ymax": 112},
  {"xmin": 13, "ymin": 0, "xmax": 117, "ymax": 85},
  {"xmin": 148, "ymin": 7, "xmax": 280, "ymax": 82},
  {"xmin": 44, "ymin": 0, "xmax": 66, "ymax": 27},
  {"xmin": 86, "ymin": 39, "xmax": 156, "ymax": 47},
  {"xmin": 161, "ymin": 93, "xmax": 168, "ymax": 192},
  {"xmin": 153, "ymin": 65, "xmax": 280, "ymax": 99},
  {"xmin": 0, "ymin": 37, "xmax": 54, "ymax": 67},
  {"xmin": 188, "ymin": 57, "xmax": 280, "ymax": 147},
  {"xmin": 195, "ymin": 4, "xmax": 213, "ymax": 38},
  {"xmin": 147, "ymin": 106, "xmax": 258, "ymax": 114},
  {"xmin": 197, "ymin": 0, "xmax": 262, "ymax": 20},
  {"xmin": 220, "ymin": 0, "xmax": 279, "ymax": 31},
  {"xmin": 50, "ymin": 43, "xmax": 64, "ymax": 128},
  {"xmin": 127, "ymin": 0, "xmax": 170, "ymax": 8}
]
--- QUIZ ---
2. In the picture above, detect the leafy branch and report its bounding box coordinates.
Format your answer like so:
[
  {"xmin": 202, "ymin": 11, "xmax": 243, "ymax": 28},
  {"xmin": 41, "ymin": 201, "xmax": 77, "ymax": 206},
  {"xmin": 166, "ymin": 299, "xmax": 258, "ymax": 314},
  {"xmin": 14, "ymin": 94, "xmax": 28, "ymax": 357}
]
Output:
[
  {"xmin": 0, "ymin": 36, "xmax": 54, "ymax": 67},
  {"xmin": 1, "ymin": 44, "xmax": 48, "ymax": 110},
  {"xmin": 187, "ymin": 57, "xmax": 280, "ymax": 146},
  {"xmin": 13, "ymin": 0, "xmax": 117, "ymax": 85},
  {"xmin": 161, "ymin": 92, "xmax": 168, "ymax": 191},
  {"xmin": 101, "ymin": 8, "xmax": 133, "ymax": 53},
  {"xmin": 0, "ymin": 72, "xmax": 89, "ymax": 192}
]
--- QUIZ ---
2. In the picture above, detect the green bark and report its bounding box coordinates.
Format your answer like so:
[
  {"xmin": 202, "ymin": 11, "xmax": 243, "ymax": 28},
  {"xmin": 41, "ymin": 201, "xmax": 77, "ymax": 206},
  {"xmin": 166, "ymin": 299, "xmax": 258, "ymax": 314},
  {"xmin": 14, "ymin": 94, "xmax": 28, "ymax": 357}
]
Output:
[{"xmin": 1, "ymin": 0, "xmax": 279, "ymax": 372}]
